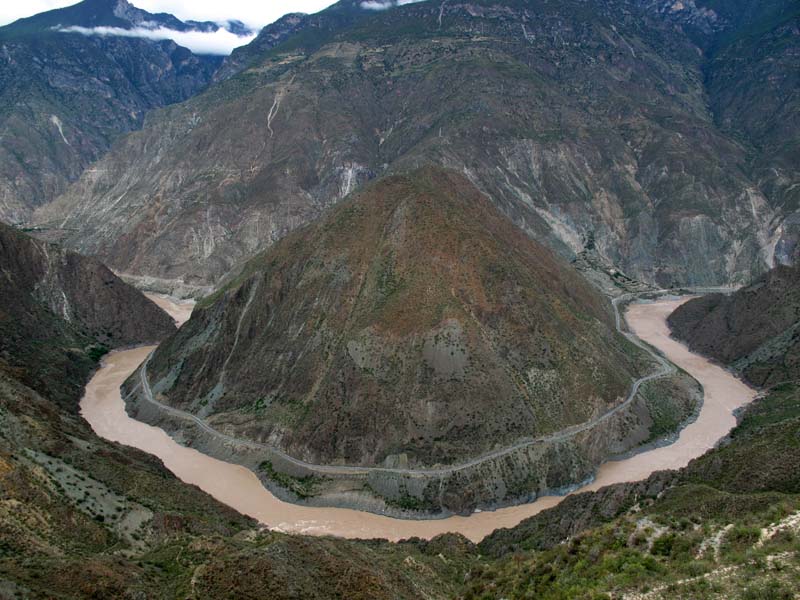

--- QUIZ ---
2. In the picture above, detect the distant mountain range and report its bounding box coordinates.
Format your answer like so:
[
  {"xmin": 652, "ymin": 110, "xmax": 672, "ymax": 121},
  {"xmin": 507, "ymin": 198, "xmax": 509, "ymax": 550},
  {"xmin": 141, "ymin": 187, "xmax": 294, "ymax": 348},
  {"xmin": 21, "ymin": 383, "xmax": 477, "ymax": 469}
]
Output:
[
  {"xmin": 0, "ymin": 0, "xmax": 260, "ymax": 224},
  {"xmin": 2, "ymin": 0, "xmax": 252, "ymax": 37},
  {"xmin": 21, "ymin": 0, "xmax": 799, "ymax": 294}
]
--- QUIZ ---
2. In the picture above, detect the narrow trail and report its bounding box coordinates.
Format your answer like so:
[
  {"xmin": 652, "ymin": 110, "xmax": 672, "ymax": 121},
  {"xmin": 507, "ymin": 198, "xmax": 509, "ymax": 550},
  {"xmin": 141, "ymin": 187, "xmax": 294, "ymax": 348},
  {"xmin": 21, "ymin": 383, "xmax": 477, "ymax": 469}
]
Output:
[{"xmin": 135, "ymin": 287, "xmax": 734, "ymax": 478}]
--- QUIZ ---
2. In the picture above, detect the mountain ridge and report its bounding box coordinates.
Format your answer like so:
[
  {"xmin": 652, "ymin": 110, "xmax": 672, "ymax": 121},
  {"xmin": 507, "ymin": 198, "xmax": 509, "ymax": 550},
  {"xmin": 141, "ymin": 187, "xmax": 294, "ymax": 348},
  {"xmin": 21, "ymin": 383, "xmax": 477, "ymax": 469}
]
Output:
[
  {"xmin": 33, "ymin": 0, "xmax": 800, "ymax": 292},
  {"xmin": 0, "ymin": 0, "xmax": 252, "ymax": 38}
]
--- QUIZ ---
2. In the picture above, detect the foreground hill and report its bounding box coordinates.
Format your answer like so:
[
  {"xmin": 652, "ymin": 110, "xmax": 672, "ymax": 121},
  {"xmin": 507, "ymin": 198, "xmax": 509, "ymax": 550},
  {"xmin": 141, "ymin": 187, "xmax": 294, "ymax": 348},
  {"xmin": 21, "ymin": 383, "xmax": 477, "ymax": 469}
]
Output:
[
  {"xmin": 126, "ymin": 168, "xmax": 703, "ymax": 513},
  {"xmin": 669, "ymin": 264, "xmax": 800, "ymax": 387},
  {"xmin": 35, "ymin": 0, "xmax": 800, "ymax": 292},
  {"xmin": 0, "ymin": 222, "xmax": 175, "ymax": 406},
  {"xmin": 0, "ymin": 225, "xmax": 463, "ymax": 599},
  {"xmin": 0, "ymin": 0, "xmax": 225, "ymax": 223},
  {"xmin": 3, "ymin": 266, "xmax": 797, "ymax": 597}
]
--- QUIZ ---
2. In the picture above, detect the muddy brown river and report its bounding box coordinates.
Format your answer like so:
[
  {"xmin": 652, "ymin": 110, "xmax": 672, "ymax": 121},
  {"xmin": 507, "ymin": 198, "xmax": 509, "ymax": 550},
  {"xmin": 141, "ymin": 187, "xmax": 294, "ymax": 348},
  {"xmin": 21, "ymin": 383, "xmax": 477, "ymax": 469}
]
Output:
[{"xmin": 80, "ymin": 296, "xmax": 756, "ymax": 542}]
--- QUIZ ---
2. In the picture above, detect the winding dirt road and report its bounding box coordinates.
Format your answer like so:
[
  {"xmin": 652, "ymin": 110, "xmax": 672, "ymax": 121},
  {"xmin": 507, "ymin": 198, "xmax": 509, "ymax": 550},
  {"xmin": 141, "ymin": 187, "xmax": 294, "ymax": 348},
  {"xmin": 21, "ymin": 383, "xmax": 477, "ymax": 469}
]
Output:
[{"xmin": 80, "ymin": 294, "xmax": 756, "ymax": 542}]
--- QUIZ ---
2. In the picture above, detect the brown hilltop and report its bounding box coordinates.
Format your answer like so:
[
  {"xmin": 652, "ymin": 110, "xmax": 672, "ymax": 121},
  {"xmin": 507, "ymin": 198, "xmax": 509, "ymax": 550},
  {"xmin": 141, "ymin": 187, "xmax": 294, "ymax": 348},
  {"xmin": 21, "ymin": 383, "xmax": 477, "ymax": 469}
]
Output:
[{"xmin": 145, "ymin": 167, "xmax": 646, "ymax": 469}]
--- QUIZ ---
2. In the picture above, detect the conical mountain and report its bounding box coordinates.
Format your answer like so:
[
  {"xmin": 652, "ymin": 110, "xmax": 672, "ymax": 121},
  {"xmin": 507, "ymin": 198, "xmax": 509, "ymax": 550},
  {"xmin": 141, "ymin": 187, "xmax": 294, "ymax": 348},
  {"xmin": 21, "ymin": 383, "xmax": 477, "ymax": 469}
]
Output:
[{"xmin": 142, "ymin": 168, "xmax": 647, "ymax": 470}]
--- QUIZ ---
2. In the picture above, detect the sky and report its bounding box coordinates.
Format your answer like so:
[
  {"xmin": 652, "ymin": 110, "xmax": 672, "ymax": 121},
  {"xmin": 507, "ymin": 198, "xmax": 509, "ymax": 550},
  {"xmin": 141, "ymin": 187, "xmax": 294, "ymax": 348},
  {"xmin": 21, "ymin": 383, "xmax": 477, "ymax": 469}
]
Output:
[
  {"xmin": 0, "ymin": 1, "xmax": 343, "ymax": 53},
  {"xmin": 0, "ymin": 1, "xmax": 338, "ymax": 29}
]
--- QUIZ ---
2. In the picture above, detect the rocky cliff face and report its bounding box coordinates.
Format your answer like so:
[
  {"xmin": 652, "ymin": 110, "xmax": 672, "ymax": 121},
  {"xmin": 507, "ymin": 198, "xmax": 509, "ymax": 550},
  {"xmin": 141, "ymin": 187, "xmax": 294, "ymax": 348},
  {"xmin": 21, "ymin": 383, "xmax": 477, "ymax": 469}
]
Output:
[
  {"xmin": 213, "ymin": 13, "xmax": 311, "ymax": 82},
  {"xmin": 0, "ymin": 0, "xmax": 223, "ymax": 223},
  {"xmin": 668, "ymin": 264, "xmax": 800, "ymax": 387},
  {"xmin": 0, "ymin": 222, "xmax": 175, "ymax": 406},
  {"xmin": 34, "ymin": 0, "xmax": 800, "ymax": 292}
]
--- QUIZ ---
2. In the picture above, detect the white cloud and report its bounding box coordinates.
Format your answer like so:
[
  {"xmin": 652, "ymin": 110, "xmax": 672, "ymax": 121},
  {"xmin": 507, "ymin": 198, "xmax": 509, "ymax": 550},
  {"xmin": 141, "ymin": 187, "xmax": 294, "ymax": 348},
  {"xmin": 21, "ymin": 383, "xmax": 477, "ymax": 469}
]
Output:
[
  {"xmin": 59, "ymin": 24, "xmax": 256, "ymax": 55},
  {"xmin": 0, "ymin": 1, "xmax": 338, "ymax": 31},
  {"xmin": 360, "ymin": 0, "xmax": 424, "ymax": 10},
  {"xmin": 134, "ymin": 0, "xmax": 336, "ymax": 30}
]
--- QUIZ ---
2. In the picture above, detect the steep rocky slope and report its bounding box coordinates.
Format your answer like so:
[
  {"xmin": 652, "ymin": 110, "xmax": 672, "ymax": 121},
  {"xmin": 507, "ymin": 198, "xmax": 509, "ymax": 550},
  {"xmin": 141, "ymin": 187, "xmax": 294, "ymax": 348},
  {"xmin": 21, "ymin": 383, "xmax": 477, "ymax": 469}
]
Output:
[
  {"xmin": 212, "ymin": 13, "xmax": 312, "ymax": 82},
  {"xmin": 3, "ymin": 314, "xmax": 796, "ymax": 597},
  {"xmin": 0, "ymin": 0, "xmax": 223, "ymax": 223},
  {"xmin": 123, "ymin": 168, "xmax": 704, "ymax": 513},
  {"xmin": 695, "ymin": 0, "xmax": 800, "ymax": 263},
  {"xmin": 36, "ymin": 0, "xmax": 799, "ymax": 292},
  {"xmin": 0, "ymin": 225, "xmax": 464, "ymax": 599},
  {"xmin": 0, "ymin": 222, "xmax": 175, "ymax": 407},
  {"xmin": 669, "ymin": 264, "xmax": 800, "ymax": 387}
]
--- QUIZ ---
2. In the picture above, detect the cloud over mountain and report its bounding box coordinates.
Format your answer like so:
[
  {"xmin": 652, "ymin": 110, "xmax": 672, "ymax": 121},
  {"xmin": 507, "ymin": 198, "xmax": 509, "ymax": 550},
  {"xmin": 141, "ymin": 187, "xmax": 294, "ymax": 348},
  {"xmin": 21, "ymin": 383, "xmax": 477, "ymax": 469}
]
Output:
[
  {"xmin": 360, "ymin": 0, "xmax": 424, "ymax": 11},
  {"xmin": 59, "ymin": 24, "xmax": 255, "ymax": 54}
]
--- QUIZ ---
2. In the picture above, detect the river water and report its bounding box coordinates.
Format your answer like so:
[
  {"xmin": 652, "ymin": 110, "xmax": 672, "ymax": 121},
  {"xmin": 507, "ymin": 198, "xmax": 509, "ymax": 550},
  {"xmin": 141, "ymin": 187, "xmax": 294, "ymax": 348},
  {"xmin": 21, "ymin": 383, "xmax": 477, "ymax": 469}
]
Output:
[{"xmin": 79, "ymin": 297, "xmax": 756, "ymax": 542}]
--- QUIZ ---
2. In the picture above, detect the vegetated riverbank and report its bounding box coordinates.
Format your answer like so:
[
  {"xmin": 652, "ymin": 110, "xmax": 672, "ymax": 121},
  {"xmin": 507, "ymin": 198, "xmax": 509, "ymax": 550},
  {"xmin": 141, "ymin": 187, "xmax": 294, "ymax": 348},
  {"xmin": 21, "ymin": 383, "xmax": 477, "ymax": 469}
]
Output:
[{"xmin": 6, "ymin": 287, "xmax": 794, "ymax": 598}]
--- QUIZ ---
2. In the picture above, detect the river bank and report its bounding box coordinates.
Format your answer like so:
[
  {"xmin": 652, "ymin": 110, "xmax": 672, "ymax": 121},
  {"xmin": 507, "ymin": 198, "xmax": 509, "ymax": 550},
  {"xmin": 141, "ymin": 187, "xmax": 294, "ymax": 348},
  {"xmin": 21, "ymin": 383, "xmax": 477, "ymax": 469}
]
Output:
[{"xmin": 80, "ymin": 296, "xmax": 756, "ymax": 542}]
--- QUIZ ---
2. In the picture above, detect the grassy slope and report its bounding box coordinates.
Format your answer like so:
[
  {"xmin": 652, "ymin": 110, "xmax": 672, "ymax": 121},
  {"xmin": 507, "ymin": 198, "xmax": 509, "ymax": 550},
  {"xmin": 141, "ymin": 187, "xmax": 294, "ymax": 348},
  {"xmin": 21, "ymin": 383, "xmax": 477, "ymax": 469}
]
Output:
[{"xmin": 468, "ymin": 383, "xmax": 800, "ymax": 599}]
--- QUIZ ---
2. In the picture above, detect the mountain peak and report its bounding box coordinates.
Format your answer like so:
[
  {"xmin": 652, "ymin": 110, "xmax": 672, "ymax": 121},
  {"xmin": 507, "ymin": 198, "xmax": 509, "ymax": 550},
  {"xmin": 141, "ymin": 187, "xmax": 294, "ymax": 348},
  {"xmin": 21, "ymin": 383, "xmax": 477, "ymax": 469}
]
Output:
[{"xmin": 0, "ymin": 0, "xmax": 248, "ymax": 37}]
